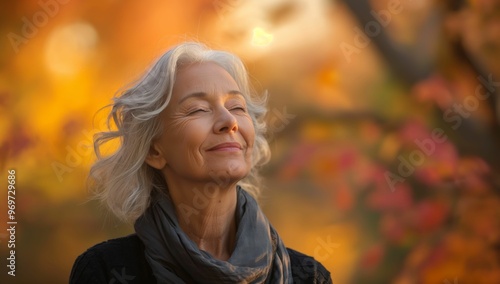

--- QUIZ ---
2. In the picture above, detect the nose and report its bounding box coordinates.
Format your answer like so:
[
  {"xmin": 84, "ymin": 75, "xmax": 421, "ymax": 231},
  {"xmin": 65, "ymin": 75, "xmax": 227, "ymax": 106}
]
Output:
[{"xmin": 213, "ymin": 107, "xmax": 238, "ymax": 134}]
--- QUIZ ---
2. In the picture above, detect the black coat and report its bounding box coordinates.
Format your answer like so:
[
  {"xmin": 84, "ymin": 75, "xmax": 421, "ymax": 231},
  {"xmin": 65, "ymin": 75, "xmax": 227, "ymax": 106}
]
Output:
[{"xmin": 70, "ymin": 234, "xmax": 332, "ymax": 284}]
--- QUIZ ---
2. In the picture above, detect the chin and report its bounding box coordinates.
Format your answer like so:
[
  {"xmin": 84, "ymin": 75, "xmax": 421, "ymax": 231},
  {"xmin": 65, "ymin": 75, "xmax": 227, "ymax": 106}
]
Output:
[{"xmin": 206, "ymin": 162, "xmax": 250, "ymax": 185}]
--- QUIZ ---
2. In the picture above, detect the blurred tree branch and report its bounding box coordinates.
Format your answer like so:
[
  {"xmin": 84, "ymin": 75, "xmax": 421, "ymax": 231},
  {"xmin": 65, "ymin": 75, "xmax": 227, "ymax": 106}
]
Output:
[{"xmin": 340, "ymin": 0, "xmax": 500, "ymax": 174}]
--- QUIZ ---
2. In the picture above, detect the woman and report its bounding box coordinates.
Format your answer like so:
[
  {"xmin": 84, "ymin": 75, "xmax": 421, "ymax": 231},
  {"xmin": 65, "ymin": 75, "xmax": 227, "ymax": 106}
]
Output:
[{"xmin": 70, "ymin": 42, "xmax": 332, "ymax": 283}]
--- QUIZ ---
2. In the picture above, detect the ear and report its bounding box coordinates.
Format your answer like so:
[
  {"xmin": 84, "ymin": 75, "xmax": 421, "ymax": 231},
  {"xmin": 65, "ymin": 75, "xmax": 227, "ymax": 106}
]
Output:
[{"xmin": 145, "ymin": 142, "xmax": 167, "ymax": 170}]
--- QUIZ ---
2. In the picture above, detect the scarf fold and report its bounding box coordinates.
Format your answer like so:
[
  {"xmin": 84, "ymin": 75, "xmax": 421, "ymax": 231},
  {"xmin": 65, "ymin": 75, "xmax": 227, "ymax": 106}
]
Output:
[{"xmin": 134, "ymin": 186, "xmax": 292, "ymax": 284}]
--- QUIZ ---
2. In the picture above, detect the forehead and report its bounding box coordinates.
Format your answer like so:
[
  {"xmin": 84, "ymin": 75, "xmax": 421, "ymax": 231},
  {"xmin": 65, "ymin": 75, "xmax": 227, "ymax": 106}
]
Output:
[{"xmin": 172, "ymin": 62, "xmax": 240, "ymax": 97}]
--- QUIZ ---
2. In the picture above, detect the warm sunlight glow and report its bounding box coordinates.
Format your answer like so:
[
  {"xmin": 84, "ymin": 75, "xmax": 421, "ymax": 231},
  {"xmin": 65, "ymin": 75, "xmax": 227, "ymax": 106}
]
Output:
[
  {"xmin": 44, "ymin": 22, "xmax": 98, "ymax": 76},
  {"xmin": 251, "ymin": 27, "xmax": 274, "ymax": 46}
]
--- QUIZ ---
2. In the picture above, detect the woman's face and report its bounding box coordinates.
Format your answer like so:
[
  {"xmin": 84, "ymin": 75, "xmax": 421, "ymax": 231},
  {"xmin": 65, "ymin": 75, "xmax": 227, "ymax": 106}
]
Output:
[{"xmin": 147, "ymin": 62, "xmax": 255, "ymax": 186}]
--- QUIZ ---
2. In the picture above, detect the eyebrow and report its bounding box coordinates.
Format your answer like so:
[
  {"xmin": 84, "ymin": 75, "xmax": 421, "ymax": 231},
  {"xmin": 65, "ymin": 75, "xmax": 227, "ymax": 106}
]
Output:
[{"xmin": 178, "ymin": 90, "xmax": 244, "ymax": 104}]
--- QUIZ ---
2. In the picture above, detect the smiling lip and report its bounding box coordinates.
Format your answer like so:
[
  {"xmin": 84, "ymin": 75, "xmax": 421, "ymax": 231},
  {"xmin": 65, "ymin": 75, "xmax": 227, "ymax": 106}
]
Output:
[{"xmin": 207, "ymin": 142, "xmax": 242, "ymax": 151}]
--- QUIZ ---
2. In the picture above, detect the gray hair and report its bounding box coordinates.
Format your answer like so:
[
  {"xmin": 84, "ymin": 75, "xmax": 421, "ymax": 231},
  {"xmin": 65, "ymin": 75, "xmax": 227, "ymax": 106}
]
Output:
[{"xmin": 89, "ymin": 42, "xmax": 270, "ymax": 223}]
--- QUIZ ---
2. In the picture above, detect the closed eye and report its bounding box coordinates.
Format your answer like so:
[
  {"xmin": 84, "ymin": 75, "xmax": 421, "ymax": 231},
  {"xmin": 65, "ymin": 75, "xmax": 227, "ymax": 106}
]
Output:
[
  {"xmin": 230, "ymin": 106, "xmax": 247, "ymax": 112},
  {"xmin": 188, "ymin": 109, "xmax": 209, "ymax": 115}
]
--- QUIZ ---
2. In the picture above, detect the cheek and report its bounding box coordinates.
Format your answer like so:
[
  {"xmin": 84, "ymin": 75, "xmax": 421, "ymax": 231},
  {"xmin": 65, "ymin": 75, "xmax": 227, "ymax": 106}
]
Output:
[
  {"xmin": 239, "ymin": 117, "xmax": 256, "ymax": 150},
  {"xmin": 162, "ymin": 119, "xmax": 210, "ymax": 159}
]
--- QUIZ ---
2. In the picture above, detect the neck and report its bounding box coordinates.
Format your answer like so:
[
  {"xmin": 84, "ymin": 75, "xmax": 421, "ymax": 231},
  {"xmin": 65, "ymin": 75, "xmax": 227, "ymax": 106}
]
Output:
[{"xmin": 165, "ymin": 178, "xmax": 238, "ymax": 261}]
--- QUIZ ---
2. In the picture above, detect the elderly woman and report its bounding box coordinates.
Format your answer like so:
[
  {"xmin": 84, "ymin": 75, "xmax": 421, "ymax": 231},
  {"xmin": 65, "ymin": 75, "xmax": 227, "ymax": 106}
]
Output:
[{"xmin": 70, "ymin": 42, "xmax": 332, "ymax": 283}]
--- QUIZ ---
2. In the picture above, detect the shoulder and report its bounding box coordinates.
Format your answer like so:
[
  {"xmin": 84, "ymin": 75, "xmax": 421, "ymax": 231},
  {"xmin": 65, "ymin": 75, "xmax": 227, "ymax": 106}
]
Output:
[
  {"xmin": 287, "ymin": 248, "xmax": 332, "ymax": 284},
  {"xmin": 70, "ymin": 235, "xmax": 331, "ymax": 284},
  {"xmin": 70, "ymin": 234, "xmax": 155, "ymax": 284}
]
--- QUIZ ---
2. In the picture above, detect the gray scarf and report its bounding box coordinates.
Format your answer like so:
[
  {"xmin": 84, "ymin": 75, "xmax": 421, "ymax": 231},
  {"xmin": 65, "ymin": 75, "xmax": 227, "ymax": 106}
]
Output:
[{"xmin": 134, "ymin": 186, "xmax": 292, "ymax": 284}]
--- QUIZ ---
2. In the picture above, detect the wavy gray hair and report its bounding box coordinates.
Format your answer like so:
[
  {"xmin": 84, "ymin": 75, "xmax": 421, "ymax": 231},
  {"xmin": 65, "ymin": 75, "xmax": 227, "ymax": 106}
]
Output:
[{"xmin": 89, "ymin": 42, "xmax": 270, "ymax": 223}]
